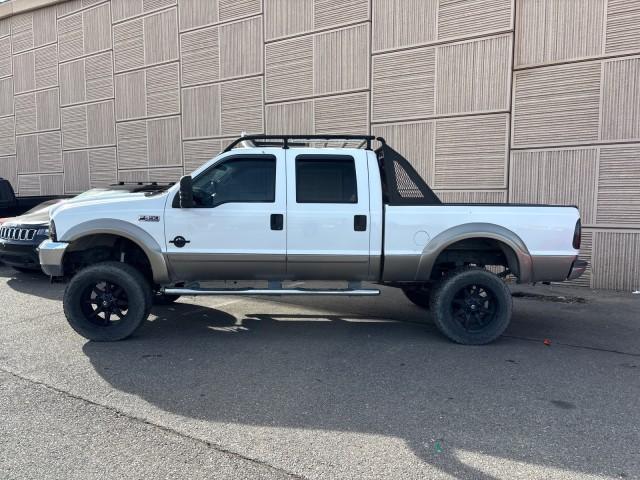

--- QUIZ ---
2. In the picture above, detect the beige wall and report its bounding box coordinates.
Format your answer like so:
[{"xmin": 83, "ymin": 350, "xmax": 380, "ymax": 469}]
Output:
[{"xmin": 0, "ymin": 0, "xmax": 638, "ymax": 290}]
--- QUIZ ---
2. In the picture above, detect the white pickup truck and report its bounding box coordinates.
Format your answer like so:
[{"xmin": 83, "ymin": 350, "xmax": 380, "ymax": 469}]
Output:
[{"xmin": 39, "ymin": 135, "xmax": 586, "ymax": 345}]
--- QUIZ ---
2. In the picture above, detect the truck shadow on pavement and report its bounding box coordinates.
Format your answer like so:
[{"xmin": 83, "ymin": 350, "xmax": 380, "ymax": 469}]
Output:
[{"xmin": 82, "ymin": 300, "xmax": 637, "ymax": 479}]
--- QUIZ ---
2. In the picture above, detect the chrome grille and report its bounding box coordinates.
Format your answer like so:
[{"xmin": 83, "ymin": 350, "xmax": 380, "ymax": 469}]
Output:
[{"xmin": 0, "ymin": 227, "xmax": 37, "ymax": 241}]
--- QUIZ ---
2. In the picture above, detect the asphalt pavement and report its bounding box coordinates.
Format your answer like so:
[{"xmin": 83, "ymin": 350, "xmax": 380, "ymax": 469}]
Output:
[{"xmin": 0, "ymin": 264, "xmax": 638, "ymax": 479}]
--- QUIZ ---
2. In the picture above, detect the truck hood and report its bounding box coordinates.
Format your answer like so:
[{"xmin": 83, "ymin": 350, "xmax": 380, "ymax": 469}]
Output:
[
  {"xmin": 50, "ymin": 188, "xmax": 172, "ymax": 243},
  {"xmin": 9, "ymin": 199, "xmax": 66, "ymax": 225}
]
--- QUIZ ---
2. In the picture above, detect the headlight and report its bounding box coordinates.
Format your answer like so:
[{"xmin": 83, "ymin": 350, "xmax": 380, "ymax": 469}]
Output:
[
  {"xmin": 37, "ymin": 228, "xmax": 49, "ymax": 237},
  {"xmin": 49, "ymin": 220, "xmax": 57, "ymax": 241}
]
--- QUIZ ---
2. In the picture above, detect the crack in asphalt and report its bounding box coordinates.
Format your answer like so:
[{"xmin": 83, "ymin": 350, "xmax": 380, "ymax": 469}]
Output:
[
  {"xmin": 0, "ymin": 366, "xmax": 308, "ymax": 480},
  {"xmin": 501, "ymin": 334, "xmax": 640, "ymax": 357}
]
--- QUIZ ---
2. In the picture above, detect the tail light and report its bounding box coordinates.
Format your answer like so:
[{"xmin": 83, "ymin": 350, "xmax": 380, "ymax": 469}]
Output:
[{"xmin": 572, "ymin": 219, "xmax": 581, "ymax": 250}]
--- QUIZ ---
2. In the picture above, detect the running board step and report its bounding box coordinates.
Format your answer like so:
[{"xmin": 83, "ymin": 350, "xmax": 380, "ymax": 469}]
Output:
[{"xmin": 163, "ymin": 287, "xmax": 380, "ymax": 297}]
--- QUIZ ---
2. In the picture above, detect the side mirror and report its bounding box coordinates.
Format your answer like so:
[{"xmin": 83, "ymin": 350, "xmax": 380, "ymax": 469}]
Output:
[{"xmin": 179, "ymin": 175, "xmax": 194, "ymax": 208}]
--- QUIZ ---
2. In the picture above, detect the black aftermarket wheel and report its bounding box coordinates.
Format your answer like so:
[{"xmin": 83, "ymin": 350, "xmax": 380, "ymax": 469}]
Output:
[
  {"xmin": 63, "ymin": 261, "xmax": 152, "ymax": 341},
  {"xmin": 430, "ymin": 267, "xmax": 512, "ymax": 345}
]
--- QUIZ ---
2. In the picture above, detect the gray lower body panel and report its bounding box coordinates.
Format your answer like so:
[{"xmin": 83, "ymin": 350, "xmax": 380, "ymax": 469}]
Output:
[{"xmin": 531, "ymin": 255, "xmax": 577, "ymax": 282}]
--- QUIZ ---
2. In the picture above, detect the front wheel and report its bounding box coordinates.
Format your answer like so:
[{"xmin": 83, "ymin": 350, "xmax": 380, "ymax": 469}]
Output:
[
  {"xmin": 63, "ymin": 261, "xmax": 152, "ymax": 341},
  {"xmin": 430, "ymin": 267, "xmax": 512, "ymax": 345}
]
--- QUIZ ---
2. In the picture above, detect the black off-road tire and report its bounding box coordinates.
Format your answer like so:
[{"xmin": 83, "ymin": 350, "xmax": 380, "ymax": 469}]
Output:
[
  {"xmin": 429, "ymin": 267, "xmax": 512, "ymax": 345},
  {"xmin": 63, "ymin": 261, "xmax": 153, "ymax": 341},
  {"xmin": 402, "ymin": 287, "xmax": 431, "ymax": 309},
  {"xmin": 153, "ymin": 293, "xmax": 181, "ymax": 305}
]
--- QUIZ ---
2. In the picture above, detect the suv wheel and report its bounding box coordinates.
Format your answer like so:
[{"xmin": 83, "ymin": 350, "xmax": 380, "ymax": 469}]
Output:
[
  {"xmin": 63, "ymin": 261, "xmax": 152, "ymax": 341},
  {"xmin": 430, "ymin": 267, "xmax": 512, "ymax": 345},
  {"xmin": 402, "ymin": 286, "xmax": 430, "ymax": 309}
]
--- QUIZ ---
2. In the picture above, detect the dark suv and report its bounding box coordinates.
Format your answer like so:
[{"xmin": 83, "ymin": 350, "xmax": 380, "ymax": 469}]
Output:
[{"xmin": 0, "ymin": 199, "xmax": 62, "ymax": 272}]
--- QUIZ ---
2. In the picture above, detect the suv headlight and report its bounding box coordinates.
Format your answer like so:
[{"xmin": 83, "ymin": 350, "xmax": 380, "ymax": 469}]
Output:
[{"xmin": 36, "ymin": 227, "xmax": 49, "ymax": 237}]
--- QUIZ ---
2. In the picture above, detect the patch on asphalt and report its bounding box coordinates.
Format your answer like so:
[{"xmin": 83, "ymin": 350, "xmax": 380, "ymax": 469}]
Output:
[
  {"xmin": 550, "ymin": 399, "xmax": 577, "ymax": 410},
  {"xmin": 512, "ymin": 292, "xmax": 587, "ymax": 304}
]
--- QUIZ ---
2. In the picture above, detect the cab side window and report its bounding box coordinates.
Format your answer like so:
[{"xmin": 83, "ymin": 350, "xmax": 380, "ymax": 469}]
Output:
[
  {"xmin": 191, "ymin": 157, "xmax": 276, "ymax": 208},
  {"xmin": 295, "ymin": 155, "xmax": 357, "ymax": 203}
]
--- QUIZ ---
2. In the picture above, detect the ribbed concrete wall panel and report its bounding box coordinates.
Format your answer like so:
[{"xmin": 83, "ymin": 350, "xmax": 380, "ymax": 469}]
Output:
[
  {"xmin": 434, "ymin": 114, "xmax": 508, "ymax": 189},
  {"xmin": 597, "ymin": 145, "xmax": 640, "ymax": 227},
  {"xmin": 14, "ymin": 92, "xmax": 36, "ymax": 134},
  {"xmin": 63, "ymin": 149, "xmax": 90, "ymax": 193},
  {"xmin": 0, "ymin": 155, "xmax": 18, "ymax": 187},
  {"xmin": 18, "ymin": 174, "xmax": 41, "ymax": 195},
  {"xmin": 57, "ymin": 3, "xmax": 111, "ymax": 63},
  {"xmin": 438, "ymin": 0, "xmax": 512, "ymax": 40},
  {"xmin": 515, "ymin": 0, "xmax": 605, "ymax": 67},
  {"xmin": 0, "ymin": 37, "xmax": 11, "ymax": 78},
  {"xmin": 372, "ymin": 0, "xmax": 437, "ymax": 52},
  {"xmin": 512, "ymin": 62, "xmax": 601, "ymax": 147},
  {"xmin": 36, "ymin": 88, "xmax": 61, "ymax": 132},
  {"xmin": 115, "ymin": 62, "xmax": 180, "ymax": 121},
  {"xmin": 264, "ymin": 0, "xmax": 312, "ymax": 40},
  {"xmin": 266, "ymin": 101, "xmax": 314, "ymax": 135},
  {"xmin": 434, "ymin": 190, "xmax": 508, "ymax": 203},
  {"xmin": 183, "ymin": 138, "xmax": 223, "ymax": 172},
  {"xmin": 372, "ymin": 120, "xmax": 435, "ymax": 184},
  {"xmin": 510, "ymin": 148, "xmax": 598, "ymax": 225},
  {"xmin": 314, "ymin": 0, "xmax": 369, "ymax": 30},
  {"xmin": 143, "ymin": 8, "xmax": 179, "ymax": 67},
  {"xmin": 372, "ymin": 47, "xmax": 435, "ymax": 122},
  {"xmin": 265, "ymin": 35, "xmax": 313, "ymax": 102},
  {"xmin": 220, "ymin": 76, "xmax": 263, "ymax": 136},
  {"xmin": 0, "ymin": 77, "xmax": 13, "ymax": 116},
  {"xmin": 314, "ymin": 92, "xmax": 369, "ymax": 135},
  {"xmin": 60, "ymin": 51, "xmax": 114, "ymax": 106},
  {"xmin": 0, "ymin": 117, "xmax": 15, "ymax": 156},
  {"xmin": 34, "ymin": 44, "xmax": 58, "ymax": 90},
  {"xmin": 111, "ymin": 0, "xmax": 176, "ymax": 23},
  {"xmin": 116, "ymin": 120, "xmax": 148, "ymax": 168},
  {"xmin": 181, "ymin": 83, "xmax": 221, "ymax": 139},
  {"xmin": 436, "ymin": 34, "xmax": 511, "ymax": 115},
  {"xmin": 10, "ymin": 13, "xmax": 33, "ymax": 54},
  {"xmin": 180, "ymin": 25, "xmax": 219, "ymax": 87},
  {"xmin": 12, "ymin": 50, "xmax": 35, "ymax": 94},
  {"xmin": 219, "ymin": 16, "xmax": 262, "ymax": 80},
  {"xmin": 40, "ymin": 173, "xmax": 64, "ymax": 195},
  {"xmin": 16, "ymin": 134, "xmax": 38, "ymax": 173},
  {"xmin": 592, "ymin": 231, "xmax": 640, "ymax": 290},
  {"xmin": 61, "ymin": 99, "xmax": 114, "ymax": 150},
  {"xmin": 218, "ymin": 0, "xmax": 261, "ymax": 23},
  {"xmin": 88, "ymin": 147, "xmax": 117, "ymax": 188},
  {"xmin": 600, "ymin": 57, "xmax": 640, "ymax": 142},
  {"xmin": 37, "ymin": 130, "xmax": 63, "ymax": 173},
  {"xmin": 314, "ymin": 24, "xmax": 369, "ymax": 96},
  {"xmin": 605, "ymin": 0, "xmax": 640, "ymax": 55},
  {"xmin": 178, "ymin": 0, "xmax": 218, "ymax": 31},
  {"xmin": 114, "ymin": 9, "xmax": 178, "ymax": 73},
  {"xmin": 147, "ymin": 116, "xmax": 182, "ymax": 167}
]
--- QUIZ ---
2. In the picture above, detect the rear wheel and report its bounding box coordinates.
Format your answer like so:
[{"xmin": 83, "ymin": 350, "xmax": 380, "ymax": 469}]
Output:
[
  {"xmin": 63, "ymin": 261, "xmax": 152, "ymax": 341},
  {"xmin": 402, "ymin": 286, "xmax": 431, "ymax": 309},
  {"xmin": 430, "ymin": 267, "xmax": 512, "ymax": 345}
]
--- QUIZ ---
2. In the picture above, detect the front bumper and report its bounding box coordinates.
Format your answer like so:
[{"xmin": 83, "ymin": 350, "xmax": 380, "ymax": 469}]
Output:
[
  {"xmin": 567, "ymin": 259, "xmax": 588, "ymax": 280},
  {"xmin": 38, "ymin": 239, "xmax": 69, "ymax": 277},
  {"xmin": 0, "ymin": 239, "xmax": 42, "ymax": 270}
]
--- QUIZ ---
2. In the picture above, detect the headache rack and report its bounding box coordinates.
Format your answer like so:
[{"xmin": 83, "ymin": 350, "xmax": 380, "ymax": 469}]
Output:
[{"xmin": 223, "ymin": 134, "xmax": 385, "ymax": 152}]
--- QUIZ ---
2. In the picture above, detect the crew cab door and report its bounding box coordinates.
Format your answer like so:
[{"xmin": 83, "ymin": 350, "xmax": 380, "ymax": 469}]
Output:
[
  {"xmin": 285, "ymin": 149, "xmax": 371, "ymax": 280},
  {"xmin": 164, "ymin": 151, "xmax": 286, "ymax": 281}
]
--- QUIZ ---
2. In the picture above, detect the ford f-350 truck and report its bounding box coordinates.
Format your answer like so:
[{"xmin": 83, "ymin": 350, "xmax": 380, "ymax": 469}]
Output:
[{"xmin": 39, "ymin": 135, "xmax": 586, "ymax": 344}]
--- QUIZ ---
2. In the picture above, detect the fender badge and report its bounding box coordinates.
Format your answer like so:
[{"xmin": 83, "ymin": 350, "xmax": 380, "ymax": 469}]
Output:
[{"xmin": 139, "ymin": 215, "xmax": 160, "ymax": 222}]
